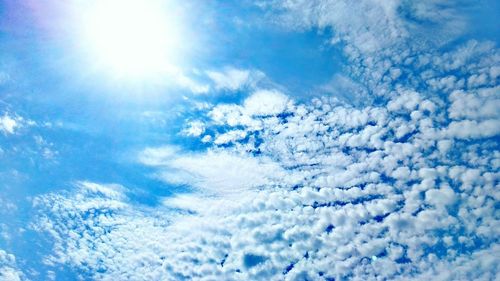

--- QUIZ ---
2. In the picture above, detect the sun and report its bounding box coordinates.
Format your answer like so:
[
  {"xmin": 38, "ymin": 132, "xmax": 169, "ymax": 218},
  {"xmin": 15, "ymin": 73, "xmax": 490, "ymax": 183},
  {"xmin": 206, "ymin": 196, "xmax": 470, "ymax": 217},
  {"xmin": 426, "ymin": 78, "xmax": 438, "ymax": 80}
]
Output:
[{"xmin": 80, "ymin": 0, "xmax": 182, "ymax": 78}]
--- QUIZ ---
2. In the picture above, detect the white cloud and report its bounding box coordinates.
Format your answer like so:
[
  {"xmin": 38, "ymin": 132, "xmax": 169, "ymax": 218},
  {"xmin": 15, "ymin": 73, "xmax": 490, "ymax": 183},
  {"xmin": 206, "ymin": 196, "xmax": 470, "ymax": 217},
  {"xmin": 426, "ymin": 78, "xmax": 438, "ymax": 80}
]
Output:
[
  {"xmin": 448, "ymin": 87, "xmax": 500, "ymax": 120},
  {"xmin": 272, "ymin": 0, "xmax": 407, "ymax": 54},
  {"xmin": 206, "ymin": 67, "xmax": 265, "ymax": 91},
  {"xmin": 0, "ymin": 114, "xmax": 20, "ymax": 135},
  {"xmin": 163, "ymin": 67, "xmax": 210, "ymax": 94},
  {"xmin": 0, "ymin": 250, "xmax": 24, "ymax": 281},
  {"xmin": 140, "ymin": 147, "xmax": 289, "ymax": 194},
  {"xmin": 31, "ymin": 183, "xmax": 175, "ymax": 281},
  {"xmin": 272, "ymin": 0, "xmax": 469, "ymax": 56},
  {"xmin": 35, "ymin": 78, "xmax": 500, "ymax": 279},
  {"xmin": 319, "ymin": 74, "xmax": 369, "ymax": 105},
  {"xmin": 182, "ymin": 120, "xmax": 205, "ymax": 137},
  {"xmin": 425, "ymin": 185, "xmax": 456, "ymax": 209},
  {"xmin": 138, "ymin": 145, "xmax": 181, "ymax": 166},
  {"xmin": 78, "ymin": 181, "xmax": 126, "ymax": 200},
  {"xmin": 243, "ymin": 89, "xmax": 290, "ymax": 116},
  {"xmin": 213, "ymin": 130, "xmax": 247, "ymax": 145},
  {"xmin": 444, "ymin": 119, "xmax": 499, "ymax": 139},
  {"xmin": 0, "ymin": 111, "xmax": 37, "ymax": 136},
  {"xmin": 172, "ymin": 71, "xmax": 210, "ymax": 94}
]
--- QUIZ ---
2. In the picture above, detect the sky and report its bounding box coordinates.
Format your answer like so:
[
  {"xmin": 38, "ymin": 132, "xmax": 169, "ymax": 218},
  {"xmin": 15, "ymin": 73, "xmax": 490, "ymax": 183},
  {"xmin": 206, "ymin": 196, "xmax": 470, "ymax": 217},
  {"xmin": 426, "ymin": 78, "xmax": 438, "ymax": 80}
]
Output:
[{"xmin": 0, "ymin": 0, "xmax": 499, "ymax": 280}]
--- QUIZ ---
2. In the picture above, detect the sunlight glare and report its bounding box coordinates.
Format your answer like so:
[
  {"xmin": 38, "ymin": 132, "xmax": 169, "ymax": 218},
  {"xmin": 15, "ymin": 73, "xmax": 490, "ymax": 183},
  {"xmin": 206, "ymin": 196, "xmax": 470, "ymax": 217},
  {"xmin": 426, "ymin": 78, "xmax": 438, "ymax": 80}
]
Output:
[{"xmin": 81, "ymin": 0, "xmax": 182, "ymax": 78}]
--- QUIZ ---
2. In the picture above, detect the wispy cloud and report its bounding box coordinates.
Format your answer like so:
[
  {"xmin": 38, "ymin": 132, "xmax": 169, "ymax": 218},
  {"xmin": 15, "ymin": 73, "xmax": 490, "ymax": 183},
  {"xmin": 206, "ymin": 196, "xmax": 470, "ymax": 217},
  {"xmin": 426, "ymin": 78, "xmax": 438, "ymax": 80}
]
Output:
[
  {"xmin": 139, "ymin": 146, "xmax": 288, "ymax": 195},
  {"xmin": 206, "ymin": 67, "xmax": 265, "ymax": 91}
]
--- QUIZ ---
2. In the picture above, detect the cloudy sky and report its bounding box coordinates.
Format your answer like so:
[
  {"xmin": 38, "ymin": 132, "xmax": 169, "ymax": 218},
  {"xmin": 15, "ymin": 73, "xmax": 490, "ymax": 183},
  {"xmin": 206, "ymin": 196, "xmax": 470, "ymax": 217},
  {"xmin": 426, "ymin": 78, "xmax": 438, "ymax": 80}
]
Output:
[{"xmin": 0, "ymin": 0, "xmax": 499, "ymax": 280}]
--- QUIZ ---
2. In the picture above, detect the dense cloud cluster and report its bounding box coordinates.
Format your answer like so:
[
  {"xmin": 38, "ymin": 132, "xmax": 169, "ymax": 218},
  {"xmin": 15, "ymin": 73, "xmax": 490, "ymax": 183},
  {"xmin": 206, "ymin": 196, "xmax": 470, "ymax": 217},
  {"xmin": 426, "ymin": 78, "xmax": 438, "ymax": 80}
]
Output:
[
  {"xmin": 0, "ymin": 250, "xmax": 23, "ymax": 281},
  {"xmin": 28, "ymin": 0, "xmax": 499, "ymax": 280}
]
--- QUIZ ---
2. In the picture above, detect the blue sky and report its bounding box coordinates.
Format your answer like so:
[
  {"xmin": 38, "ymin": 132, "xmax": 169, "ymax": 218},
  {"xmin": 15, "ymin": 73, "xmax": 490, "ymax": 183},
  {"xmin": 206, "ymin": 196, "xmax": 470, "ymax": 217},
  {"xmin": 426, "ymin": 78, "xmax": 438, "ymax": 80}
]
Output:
[{"xmin": 0, "ymin": 0, "xmax": 499, "ymax": 280}]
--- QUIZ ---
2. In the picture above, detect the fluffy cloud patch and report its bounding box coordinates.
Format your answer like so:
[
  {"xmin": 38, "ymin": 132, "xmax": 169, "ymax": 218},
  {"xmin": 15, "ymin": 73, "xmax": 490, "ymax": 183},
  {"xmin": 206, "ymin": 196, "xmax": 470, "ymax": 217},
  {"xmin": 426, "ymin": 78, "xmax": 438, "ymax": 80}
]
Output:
[
  {"xmin": 243, "ymin": 90, "xmax": 290, "ymax": 116},
  {"xmin": 0, "ymin": 114, "xmax": 20, "ymax": 135},
  {"xmin": 0, "ymin": 250, "xmax": 24, "ymax": 281},
  {"xmin": 182, "ymin": 120, "xmax": 206, "ymax": 137},
  {"xmin": 444, "ymin": 119, "xmax": 499, "ymax": 139}
]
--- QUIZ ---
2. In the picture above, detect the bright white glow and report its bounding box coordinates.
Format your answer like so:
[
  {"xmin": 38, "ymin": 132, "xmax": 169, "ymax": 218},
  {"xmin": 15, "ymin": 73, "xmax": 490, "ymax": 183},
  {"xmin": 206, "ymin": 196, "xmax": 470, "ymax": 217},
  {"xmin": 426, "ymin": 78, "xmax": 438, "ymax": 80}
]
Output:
[{"xmin": 81, "ymin": 0, "xmax": 182, "ymax": 78}]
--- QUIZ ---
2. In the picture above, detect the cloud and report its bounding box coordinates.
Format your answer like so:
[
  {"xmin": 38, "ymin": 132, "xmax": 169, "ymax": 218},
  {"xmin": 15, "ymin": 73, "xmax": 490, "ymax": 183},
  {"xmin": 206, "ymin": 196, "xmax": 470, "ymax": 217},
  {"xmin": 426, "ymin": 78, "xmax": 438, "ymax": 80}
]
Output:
[
  {"xmin": 34, "ymin": 62, "xmax": 500, "ymax": 279},
  {"xmin": 0, "ymin": 114, "xmax": 20, "ymax": 135},
  {"xmin": 0, "ymin": 111, "xmax": 37, "ymax": 136},
  {"xmin": 270, "ymin": 0, "xmax": 470, "ymax": 54},
  {"xmin": 139, "ymin": 147, "xmax": 289, "ymax": 194},
  {"xmin": 207, "ymin": 68, "xmax": 250, "ymax": 90},
  {"xmin": 182, "ymin": 120, "xmax": 205, "ymax": 137},
  {"xmin": 448, "ymin": 87, "xmax": 500, "ymax": 120},
  {"xmin": 319, "ymin": 74, "xmax": 369, "ymax": 106},
  {"xmin": 0, "ymin": 250, "xmax": 24, "ymax": 281},
  {"xmin": 206, "ymin": 67, "xmax": 265, "ymax": 91},
  {"xmin": 270, "ymin": 0, "xmax": 411, "ymax": 56},
  {"xmin": 31, "ymin": 182, "xmax": 175, "ymax": 281},
  {"xmin": 443, "ymin": 119, "xmax": 499, "ymax": 139},
  {"xmin": 138, "ymin": 145, "xmax": 181, "ymax": 166},
  {"xmin": 243, "ymin": 89, "xmax": 290, "ymax": 116},
  {"xmin": 29, "ymin": 1, "xmax": 500, "ymax": 280},
  {"xmin": 170, "ymin": 70, "xmax": 210, "ymax": 94},
  {"xmin": 167, "ymin": 67, "xmax": 269, "ymax": 95}
]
